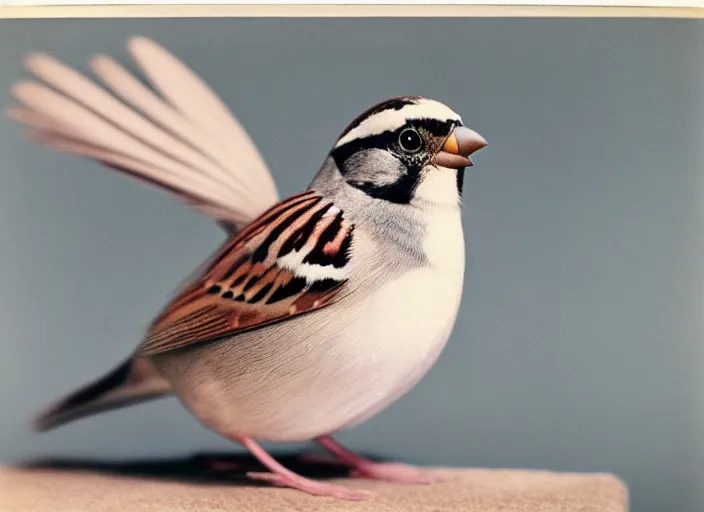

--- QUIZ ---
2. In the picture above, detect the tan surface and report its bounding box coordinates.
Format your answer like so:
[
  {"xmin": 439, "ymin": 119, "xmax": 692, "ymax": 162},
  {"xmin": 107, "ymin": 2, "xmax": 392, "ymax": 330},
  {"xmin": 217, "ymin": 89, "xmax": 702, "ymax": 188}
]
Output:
[{"xmin": 0, "ymin": 465, "xmax": 628, "ymax": 511}]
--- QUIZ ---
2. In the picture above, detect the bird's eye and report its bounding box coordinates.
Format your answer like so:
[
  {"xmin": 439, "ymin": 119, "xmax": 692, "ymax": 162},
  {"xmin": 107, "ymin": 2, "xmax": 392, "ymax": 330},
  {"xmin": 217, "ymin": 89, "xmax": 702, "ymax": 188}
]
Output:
[{"xmin": 398, "ymin": 128, "xmax": 422, "ymax": 153}]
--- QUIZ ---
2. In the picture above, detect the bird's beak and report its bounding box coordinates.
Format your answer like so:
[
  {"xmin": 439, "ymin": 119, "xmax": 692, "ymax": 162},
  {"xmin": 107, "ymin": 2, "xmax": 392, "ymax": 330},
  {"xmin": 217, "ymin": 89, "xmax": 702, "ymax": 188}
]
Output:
[{"xmin": 432, "ymin": 126, "xmax": 487, "ymax": 169}]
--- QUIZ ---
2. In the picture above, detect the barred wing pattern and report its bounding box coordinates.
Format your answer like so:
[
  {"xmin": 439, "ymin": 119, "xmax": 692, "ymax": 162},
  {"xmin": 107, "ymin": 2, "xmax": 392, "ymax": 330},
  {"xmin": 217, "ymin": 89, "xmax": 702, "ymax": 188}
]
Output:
[{"xmin": 139, "ymin": 191, "xmax": 354, "ymax": 357}]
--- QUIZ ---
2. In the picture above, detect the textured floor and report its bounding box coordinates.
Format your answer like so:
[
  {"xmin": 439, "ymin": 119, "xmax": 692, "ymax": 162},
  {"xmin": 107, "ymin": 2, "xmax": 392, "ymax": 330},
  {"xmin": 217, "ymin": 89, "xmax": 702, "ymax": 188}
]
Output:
[{"xmin": 0, "ymin": 453, "xmax": 629, "ymax": 511}]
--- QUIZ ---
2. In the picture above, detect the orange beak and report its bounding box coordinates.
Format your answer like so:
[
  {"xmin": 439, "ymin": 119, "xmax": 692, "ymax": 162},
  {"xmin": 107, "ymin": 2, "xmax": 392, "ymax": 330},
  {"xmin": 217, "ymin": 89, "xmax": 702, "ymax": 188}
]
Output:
[{"xmin": 432, "ymin": 126, "xmax": 487, "ymax": 169}]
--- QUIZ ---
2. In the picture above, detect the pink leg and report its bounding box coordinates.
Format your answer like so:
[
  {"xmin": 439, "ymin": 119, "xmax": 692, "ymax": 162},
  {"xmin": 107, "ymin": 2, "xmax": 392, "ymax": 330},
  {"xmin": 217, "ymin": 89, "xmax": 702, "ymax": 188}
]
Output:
[
  {"xmin": 231, "ymin": 435, "xmax": 373, "ymax": 500},
  {"xmin": 316, "ymin": 436, "xmax": 435, "ymax": 484}
]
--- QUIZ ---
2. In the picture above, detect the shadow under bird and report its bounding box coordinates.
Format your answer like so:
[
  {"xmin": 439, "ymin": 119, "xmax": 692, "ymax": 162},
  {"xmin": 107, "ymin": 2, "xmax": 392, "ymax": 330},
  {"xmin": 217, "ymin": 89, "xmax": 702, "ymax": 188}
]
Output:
[{"xmin": 8, "ymin": 36, "xmax": 487, "ymax": 500}]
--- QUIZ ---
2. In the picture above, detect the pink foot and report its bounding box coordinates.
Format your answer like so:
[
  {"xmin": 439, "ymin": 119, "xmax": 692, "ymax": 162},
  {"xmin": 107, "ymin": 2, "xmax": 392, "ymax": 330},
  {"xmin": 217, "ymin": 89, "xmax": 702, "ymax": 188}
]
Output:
[
  {"xmin": 228, "ymin": 434, "xmax": 373, "ymax": 501},
  {"xmin": 316, "ymin": 435, "xmax": 436, "ymax": 484},
  {"xmin": 349, "ymin": 461, "xmax": 435, "ymax": 484},
  {"xmin": 246, "ymin": 471, "xmax": 374, "ymax": 500}
]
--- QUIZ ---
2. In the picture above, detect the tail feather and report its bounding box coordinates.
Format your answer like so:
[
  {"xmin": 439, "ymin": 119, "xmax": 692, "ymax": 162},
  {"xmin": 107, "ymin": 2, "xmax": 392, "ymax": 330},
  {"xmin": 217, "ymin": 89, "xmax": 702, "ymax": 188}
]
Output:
[
  {"xmin": 33, "ymin": 358, "xmax": 171, "ymax": 433},
  {"xmin": 8, "ymin": 36, "xmax": 280, "ymax": 234}
]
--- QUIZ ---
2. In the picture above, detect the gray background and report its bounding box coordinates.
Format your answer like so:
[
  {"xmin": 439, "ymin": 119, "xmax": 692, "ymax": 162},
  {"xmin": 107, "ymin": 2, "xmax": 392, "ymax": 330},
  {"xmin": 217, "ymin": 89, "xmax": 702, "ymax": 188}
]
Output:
[{"xmin": 0, "ymin": 18, "xmax": 701, "ymax": 512}]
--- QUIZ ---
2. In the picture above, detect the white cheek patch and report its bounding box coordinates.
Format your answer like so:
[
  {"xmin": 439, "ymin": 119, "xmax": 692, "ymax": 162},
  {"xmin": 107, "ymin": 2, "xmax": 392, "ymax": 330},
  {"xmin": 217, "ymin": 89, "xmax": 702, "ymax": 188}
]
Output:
[{"xmin": 335, "ymin": 100, "xmax": 462, "ymax": 148}]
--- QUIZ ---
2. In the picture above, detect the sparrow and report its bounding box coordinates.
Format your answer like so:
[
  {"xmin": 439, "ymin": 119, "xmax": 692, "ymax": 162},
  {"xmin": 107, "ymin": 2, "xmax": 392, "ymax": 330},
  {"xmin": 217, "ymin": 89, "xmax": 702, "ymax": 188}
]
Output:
[{"xmin": 8, "ymin": 36, "xmax": 487, "ymax": 500}]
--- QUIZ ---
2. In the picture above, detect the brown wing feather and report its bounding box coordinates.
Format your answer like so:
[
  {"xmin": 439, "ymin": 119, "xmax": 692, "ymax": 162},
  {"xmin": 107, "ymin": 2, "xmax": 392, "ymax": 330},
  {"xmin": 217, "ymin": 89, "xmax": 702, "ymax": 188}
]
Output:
[{"xmin": 138, "ymin": 191, "xmax": 354, "ymax": 357}]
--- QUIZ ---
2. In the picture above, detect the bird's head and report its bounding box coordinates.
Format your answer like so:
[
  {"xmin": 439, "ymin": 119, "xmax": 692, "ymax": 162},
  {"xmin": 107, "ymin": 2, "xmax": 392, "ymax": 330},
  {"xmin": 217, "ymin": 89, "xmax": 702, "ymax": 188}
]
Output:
[{"xmin": 328, "ymin": 96, "xmax": 487, "ymax": 207}]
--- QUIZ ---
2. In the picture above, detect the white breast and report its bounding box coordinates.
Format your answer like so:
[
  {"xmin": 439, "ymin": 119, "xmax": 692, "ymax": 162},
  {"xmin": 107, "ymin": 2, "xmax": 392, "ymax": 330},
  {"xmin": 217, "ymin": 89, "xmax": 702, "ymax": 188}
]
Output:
[{"xmin": 339, "ymin": 204, "xmax": 466, "ymax": 429}]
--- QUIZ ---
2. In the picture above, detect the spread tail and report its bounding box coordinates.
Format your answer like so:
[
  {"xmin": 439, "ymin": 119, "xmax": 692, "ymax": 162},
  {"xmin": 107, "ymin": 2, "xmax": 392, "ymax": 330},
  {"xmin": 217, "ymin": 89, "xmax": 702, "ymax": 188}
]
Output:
[
  {"xmin": 33, "ymin": 357, "xmax": 171, "ymax": 433},
  {"xmin": 7, "ymin": 36, "xmax": 279, "ymax": 235}
]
